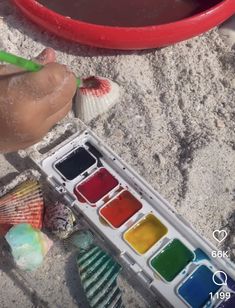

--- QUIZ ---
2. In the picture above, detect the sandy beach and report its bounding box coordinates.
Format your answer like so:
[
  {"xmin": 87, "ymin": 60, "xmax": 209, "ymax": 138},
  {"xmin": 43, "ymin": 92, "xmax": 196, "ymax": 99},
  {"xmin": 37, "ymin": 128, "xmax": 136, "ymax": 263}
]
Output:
[{"xmin": 0, "ymin": 0, "xmax": 234, "ymax": 307}]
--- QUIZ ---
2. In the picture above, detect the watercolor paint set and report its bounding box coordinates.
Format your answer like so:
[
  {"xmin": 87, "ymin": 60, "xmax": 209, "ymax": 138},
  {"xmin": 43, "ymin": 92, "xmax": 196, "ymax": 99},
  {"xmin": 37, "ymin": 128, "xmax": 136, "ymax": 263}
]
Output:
[{"xmin": 28, "ymin": 128, "xmax": 235, "ymax": 308}]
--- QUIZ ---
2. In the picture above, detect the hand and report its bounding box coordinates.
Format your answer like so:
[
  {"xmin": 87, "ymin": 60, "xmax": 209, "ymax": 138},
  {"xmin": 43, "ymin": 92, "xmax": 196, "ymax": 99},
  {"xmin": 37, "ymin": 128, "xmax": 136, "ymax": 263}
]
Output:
[{"xmin": 0, "ymin": 48, "xmax": 77, "ymax": 153}]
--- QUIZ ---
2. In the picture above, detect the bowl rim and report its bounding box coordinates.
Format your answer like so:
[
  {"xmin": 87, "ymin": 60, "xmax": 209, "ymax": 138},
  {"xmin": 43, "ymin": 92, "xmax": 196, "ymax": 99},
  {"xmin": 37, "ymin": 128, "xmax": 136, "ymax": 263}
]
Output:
[{"xmin": 15, "ymin": 0, "xmax": 233, "ymax": 31}]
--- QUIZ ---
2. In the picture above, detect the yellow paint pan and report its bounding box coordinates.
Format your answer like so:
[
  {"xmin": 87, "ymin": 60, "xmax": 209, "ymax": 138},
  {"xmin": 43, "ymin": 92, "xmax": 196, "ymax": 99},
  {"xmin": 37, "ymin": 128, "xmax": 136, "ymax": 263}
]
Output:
[{"xmin": 124, "ymin": 213, "xmax": 168, "ymax": 255}]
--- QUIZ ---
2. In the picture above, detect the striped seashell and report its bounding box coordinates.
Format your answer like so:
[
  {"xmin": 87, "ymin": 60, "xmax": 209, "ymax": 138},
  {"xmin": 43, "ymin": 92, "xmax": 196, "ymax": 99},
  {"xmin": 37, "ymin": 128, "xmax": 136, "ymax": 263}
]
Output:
[
  {"xmin": 75, "ymin": 76, "xmax": 120, "ymax": 122},
  {"xmin": 77, "ymin": 245, "xmax": 124, "ymax": 308},
  {"xmin": 0, "ymin": 180, "xmax": 44, "ymax": 229}
]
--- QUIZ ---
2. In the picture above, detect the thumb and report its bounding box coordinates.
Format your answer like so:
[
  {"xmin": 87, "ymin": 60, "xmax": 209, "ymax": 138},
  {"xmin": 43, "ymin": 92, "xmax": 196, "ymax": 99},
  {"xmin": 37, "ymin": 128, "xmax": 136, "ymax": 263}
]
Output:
[{"xmin": 34, "ymin": 48, "xmax": 56, "ymax": 65}]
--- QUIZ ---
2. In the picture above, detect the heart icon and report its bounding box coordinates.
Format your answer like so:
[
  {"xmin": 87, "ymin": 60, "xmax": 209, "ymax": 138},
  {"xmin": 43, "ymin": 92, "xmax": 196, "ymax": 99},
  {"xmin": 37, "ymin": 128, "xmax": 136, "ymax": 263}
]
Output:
[{"xmin": 213, "ymin": 230, "xmax": 228, "ymax": 243}]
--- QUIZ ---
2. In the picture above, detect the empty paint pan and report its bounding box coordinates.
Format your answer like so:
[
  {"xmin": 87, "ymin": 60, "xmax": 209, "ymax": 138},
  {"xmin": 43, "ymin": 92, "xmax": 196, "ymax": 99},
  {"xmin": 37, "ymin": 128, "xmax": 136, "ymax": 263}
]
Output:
[
  {"xmin": 74, "ymin": 167, "xmax": 119, "ymax": 205},
  {"xmin": 177, "ymin": 265, "xmax": 222, "ymax": 307},
  {"xmin": 54, "ymin": 146, "xmax": 97, "ymax": 180},
  {"xmin": 99, "ymin": 190, "xmax": 142, "ymax": 229},
  {"xmin": 150, "ymin": 239, "xmax": 194, "ymax": 282},
  {"xmin": 124, "ymin": 213, "xmax": 168, "ymax": 255}
]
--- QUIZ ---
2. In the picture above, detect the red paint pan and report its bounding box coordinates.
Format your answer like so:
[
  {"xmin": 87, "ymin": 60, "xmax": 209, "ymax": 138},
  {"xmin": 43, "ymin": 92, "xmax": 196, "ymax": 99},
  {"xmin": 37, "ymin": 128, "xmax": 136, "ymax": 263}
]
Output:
[{"xmin": 13, "ymin": 0, "xmax": 235, "ymax": 50}]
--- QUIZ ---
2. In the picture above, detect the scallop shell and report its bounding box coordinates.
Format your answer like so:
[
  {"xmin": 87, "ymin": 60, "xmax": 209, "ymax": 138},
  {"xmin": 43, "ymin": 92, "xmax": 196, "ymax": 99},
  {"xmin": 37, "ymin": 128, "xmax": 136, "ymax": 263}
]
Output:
[
  {"xmin": 44, "ymin": 202, "xmax": 76, "ymax": 239},
  {"xmin": 5, "ymin": 223, "xmax": 53, "ymax": 271},
  {"xmin": 75, "ymin": 76, "xmax": 120, "ymax": 122},
  {"xmin": 0, "ymin": 180, "xmax": 44, "ymax": 229},
  {"xmin": 77, "ymin": 245, "xmax": 124, "ymax": 308},
  {"xmin": 0, "ymin": 224, "xmax": 12, "ymax": 236}
]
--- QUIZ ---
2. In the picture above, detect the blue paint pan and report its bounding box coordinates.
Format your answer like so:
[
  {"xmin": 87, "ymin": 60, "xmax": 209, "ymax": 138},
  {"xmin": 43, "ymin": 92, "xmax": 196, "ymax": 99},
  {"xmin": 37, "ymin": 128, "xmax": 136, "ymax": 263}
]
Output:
[{"xmin": 178, "ymin": 265, "xmax": 221, "ymax": 307}]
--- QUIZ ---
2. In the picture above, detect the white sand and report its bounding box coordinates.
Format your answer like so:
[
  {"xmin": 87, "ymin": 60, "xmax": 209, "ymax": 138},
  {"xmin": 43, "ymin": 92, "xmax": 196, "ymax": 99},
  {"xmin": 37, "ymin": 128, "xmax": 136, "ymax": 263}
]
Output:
[{"xmin": 0, "ymin": 0, "xmax": 235, "ymax": 307}]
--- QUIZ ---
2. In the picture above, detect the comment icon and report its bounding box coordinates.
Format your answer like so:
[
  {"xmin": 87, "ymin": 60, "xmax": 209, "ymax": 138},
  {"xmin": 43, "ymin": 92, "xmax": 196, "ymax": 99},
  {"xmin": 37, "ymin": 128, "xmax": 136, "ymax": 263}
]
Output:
[{"xmin": 212, "ymin": 271, "xmax": 228, "ymax": 286}]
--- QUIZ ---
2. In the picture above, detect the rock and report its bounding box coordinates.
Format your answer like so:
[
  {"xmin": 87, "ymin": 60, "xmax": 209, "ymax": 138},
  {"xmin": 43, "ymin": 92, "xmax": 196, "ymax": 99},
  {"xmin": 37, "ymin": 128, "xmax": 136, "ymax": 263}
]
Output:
[
  {"xmin": 5, "ymin": 223, "xmax": 53, "ymax": 271},
  {"xmin": 231, "ymin": 79, "xmax": 235, "ymax": 88},
  {"xmin": 219, "ymin": 15, "xmax": 235, "ymax": 48},
  {"xmin": 214, "ymin": 118, "xmax": 225, "ymax": 129}
]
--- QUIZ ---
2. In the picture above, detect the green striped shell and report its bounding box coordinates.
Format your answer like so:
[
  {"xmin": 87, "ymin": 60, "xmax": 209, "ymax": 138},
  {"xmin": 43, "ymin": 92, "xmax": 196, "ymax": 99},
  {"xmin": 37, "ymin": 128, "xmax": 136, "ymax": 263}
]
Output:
[{"xmin": 77, "ymin": 245, "xmax": 124, "ymax": 308}]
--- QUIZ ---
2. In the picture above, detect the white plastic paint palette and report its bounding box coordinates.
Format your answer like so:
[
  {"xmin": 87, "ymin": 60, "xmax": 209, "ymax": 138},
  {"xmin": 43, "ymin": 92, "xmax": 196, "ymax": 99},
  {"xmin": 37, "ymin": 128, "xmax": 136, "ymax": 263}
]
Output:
[{"xmin": 31, "ymin": 130, "xmax": 235, "ymax": 308}]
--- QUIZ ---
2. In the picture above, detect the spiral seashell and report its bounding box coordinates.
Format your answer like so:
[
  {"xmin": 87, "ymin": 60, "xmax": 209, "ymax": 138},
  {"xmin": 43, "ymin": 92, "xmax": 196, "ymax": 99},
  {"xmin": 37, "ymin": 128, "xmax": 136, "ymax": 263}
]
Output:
[
  {"xmin": 0, "ymin": 180, "xmax": 44, "ymax": 229},
  {"xmin": 75, "ymin": 76, "xmax": 120, "ymax": 122},
  {"xmin": 77, "ymin": 245, "xmax": 124, "ymax": 308},
  {"xmin": 44, "ymin": 202, "xmax": 76, "ymax": 239}
]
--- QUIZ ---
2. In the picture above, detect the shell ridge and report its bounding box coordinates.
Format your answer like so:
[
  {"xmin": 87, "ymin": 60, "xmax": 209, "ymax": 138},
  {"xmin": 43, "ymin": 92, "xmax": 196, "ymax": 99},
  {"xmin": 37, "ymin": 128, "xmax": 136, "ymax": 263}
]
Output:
[
  {"xmin": 81, "ymin": 255, "xmax": 112, "ymax": 289},
  {"xmin": 75, "ymin": 77, "xmax": 119, "ymax": 122},
  {"xmin": 79, "ymin": 250, "xmax": 105, "ymax": 272},
  {"xmin": 86, "ymin": 263, "xmax": 120, "ymax": 298},
  {"xmin": 0, "ymin": 200, "xmax": 43, "ymax": 213},
  {"xmin": 82, "ymin": 258, "xmax": 115, "ymax": 291},
  {"xmin": 0, "ymin": 180, "xmax": 44, "ymax": 229},
  {"xmin": 80, "ymin": 255, "xmax": 112, "ymax": 280},
  {"xmin": 112, "ymin": 296, "xmax": 124, "ymax": 308},
  {"xmin": 77, "ymin": 246, "xmax": 100, "ymax": 264},
  {"xmin": 0, "ymin": 189, "xmax": 42, "ymax": 206},
  {"xmin": 91, "ymin": 282, "xmax": 120, "ymax": 308}
]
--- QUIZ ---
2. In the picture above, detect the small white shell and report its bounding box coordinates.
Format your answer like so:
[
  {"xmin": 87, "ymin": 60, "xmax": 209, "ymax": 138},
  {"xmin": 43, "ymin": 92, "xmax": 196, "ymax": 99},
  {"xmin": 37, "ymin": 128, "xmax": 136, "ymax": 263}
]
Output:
[{"xmin": 75, "ymin": 76, "xmax": 120, "ymax": 122}]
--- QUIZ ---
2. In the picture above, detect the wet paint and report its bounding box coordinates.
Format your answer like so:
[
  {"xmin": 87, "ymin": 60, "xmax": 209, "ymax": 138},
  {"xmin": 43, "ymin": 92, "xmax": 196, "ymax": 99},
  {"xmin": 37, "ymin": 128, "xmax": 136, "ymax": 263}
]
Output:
[
  {"xmin": 218, "ymin": 294, "xmax": 235, "ymax": 308},
  {"xmin": 178, "ymin": 265, "xmax": 221, "ymax": 307},
  {"xmin": 55, "ymin": 147, "xmax": 96, "ymax": 180},
  {"xmin": 75, "ymin": 192, "xmax": 86, "ymax": 203},
  {"xmin": 124, "ymin": 214, "xmax": 167, "ymax": 254},
  {"xmin": 194, "ymin": 248, "xmax": 210, "ymax": 262},
  {"xmin": 99, "ymin": 190, "xmax": 142, "ymax": 228},
  {"xmin": 75, "ymin": 168, "xmax": 119, "ymax": 204},
  {"xmin": 150, "ymin": 239, "xmax": 194, "ymax": 282},
  {"xmin": 38, "ymin": 0, "xmax": 221, "ymax": 27}
]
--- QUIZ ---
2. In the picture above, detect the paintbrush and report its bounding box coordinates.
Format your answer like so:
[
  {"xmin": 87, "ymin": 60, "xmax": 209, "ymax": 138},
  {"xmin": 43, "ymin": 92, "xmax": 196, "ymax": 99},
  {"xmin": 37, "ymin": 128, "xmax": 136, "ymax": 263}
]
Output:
[
  {"xmin": 0, "ymin": 50, "xmax": 120, "ymax": 121},
  {"xmin": 0, "ymin": 50, "xmax": 81, "ymax": 87}
]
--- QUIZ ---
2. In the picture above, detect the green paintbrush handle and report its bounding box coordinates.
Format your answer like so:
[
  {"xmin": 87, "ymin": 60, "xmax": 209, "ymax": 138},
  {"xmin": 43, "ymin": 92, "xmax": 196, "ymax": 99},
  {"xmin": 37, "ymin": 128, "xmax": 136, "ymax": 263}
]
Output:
[
  {"xmin": 0, "ymin": 50, "xmax": 43, "ymax": 71},
  {"xmin": 0, "ymin": 50, "xmax": 81, "ymax": 87}
]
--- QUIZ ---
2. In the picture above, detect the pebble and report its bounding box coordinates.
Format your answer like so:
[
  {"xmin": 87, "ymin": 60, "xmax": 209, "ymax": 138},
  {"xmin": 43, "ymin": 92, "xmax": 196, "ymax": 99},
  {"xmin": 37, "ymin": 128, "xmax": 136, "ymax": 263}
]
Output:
[
  {"xmin": 231, "ymin": 79, "xmax": 235, "ymax": 89},
  {"xmin": 214, "ymin": 118, "xmax": 225, "ymax": 129},
  {"xmin": 219, "ymin": 15, "xmax": 235, "ymax": 48},
  {"xmin": 153, "ymin": 153, "xmax": 165, "ymax": 166},
  {"xmin": 113, "ymin": 129, "xmax": 124, "ymax": 140}
]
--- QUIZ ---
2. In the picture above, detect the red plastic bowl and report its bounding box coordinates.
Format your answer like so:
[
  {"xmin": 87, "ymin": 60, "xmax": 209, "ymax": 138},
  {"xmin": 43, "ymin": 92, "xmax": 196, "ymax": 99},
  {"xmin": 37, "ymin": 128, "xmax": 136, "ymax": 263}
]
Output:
[{"xmin": 13, "ymin": 0, "xmax": 235, "ymax": 50}]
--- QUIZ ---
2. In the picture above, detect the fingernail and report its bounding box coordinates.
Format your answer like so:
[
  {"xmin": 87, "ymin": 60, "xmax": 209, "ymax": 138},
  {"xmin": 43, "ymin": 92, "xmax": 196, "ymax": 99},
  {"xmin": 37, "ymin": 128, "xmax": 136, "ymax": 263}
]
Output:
[{"xmin": 36, "ymin": 49, "xmax": 47, "ymax": 62}]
